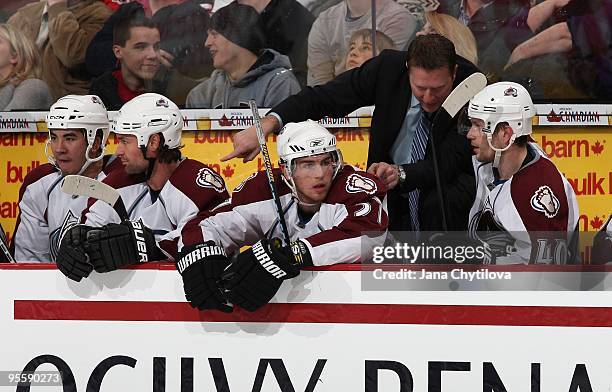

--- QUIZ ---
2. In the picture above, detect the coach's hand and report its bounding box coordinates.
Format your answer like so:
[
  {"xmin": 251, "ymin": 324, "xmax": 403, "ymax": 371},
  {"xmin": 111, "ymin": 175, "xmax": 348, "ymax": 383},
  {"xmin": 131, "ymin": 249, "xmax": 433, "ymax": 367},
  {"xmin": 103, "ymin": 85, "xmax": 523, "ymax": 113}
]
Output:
[
  {"xmin": 221, "ymin": 115, "xmax": 280, "ymax": 163},
  {"xmin": 86, "ymin": 219, "xmax": 162, "ymax": 272},
  {"xmin": 177, "ymin": 242, "xmax": 232, "ymax": 312},
  {"xmin": 222, "ymin": 239, "xmax": 310, "ymax": 312},
  {"xmin": 367, "ymin": 162, "xmax": 400, "ymax": 190},
  {"xmin": 56, "ymin": 225, "xmax": 94, "ymax": 282}
]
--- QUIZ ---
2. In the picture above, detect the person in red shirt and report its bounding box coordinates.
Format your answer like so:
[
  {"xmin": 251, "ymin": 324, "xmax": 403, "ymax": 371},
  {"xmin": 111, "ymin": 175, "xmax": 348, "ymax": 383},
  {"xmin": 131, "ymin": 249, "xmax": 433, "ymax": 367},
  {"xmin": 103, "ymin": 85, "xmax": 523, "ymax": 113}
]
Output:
[{"xmin": 89, "ymin": 6, "xmax": 161, "ymax": 109}]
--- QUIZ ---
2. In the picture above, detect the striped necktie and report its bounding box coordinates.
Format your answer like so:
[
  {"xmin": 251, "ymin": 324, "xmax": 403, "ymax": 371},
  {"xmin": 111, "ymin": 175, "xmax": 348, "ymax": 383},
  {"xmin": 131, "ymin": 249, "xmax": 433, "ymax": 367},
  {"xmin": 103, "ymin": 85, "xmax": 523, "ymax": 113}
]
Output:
[{"xmin": 408, "ymin": 110, "xmax": 431, "ymax": 231}]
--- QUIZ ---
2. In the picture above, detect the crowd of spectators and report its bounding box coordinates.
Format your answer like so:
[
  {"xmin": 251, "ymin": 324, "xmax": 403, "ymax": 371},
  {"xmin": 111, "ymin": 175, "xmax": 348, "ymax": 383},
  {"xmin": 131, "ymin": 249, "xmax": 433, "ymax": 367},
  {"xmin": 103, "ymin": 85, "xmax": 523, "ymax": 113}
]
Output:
[{"xmin": 0, "ymin": 0, "xmax": 609, "ymax": 111}]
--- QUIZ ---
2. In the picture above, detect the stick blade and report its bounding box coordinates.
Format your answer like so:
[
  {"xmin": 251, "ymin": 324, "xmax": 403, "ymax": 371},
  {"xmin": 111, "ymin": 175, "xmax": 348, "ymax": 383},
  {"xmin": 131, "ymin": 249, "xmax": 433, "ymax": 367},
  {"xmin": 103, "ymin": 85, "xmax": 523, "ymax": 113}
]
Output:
[
  {"xmin": 61, "ymin": 175, "xmax": 120, "ymax": 206},
  {"xmin": 442, "ymin": 72, "xmax": 487, "ymax": 118}
]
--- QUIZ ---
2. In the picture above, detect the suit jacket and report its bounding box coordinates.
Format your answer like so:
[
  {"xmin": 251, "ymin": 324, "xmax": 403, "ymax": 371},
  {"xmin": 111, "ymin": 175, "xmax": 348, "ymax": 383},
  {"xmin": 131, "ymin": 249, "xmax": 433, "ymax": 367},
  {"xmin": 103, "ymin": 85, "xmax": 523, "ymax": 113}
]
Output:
[{"xmin": 272, "ymin": 49, "xmax": 480, "ymax": 231}]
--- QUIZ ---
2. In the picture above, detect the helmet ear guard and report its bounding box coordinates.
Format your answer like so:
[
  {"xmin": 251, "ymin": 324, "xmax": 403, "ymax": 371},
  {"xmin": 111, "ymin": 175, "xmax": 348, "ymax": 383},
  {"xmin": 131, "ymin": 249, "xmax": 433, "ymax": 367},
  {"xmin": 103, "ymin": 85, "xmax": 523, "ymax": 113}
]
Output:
[{"xmin": 45, "ymin": 95, "xmax": 110, "ymax": 174}]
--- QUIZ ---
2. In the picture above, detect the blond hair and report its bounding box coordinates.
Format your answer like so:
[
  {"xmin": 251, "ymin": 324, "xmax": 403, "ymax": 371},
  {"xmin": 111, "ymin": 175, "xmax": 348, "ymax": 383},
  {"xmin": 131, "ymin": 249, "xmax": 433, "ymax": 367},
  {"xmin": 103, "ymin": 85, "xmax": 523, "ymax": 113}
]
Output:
[
  {"xmin": 0, "ymin": 24, "xmax": 41, "ymax": 87},
  {"xmin": 349, "ymin": 29, "xmax": 395, "ymax": 56},
  {"xmin": 425, "ymin": 12, "xmax": 478, "ymax": 65}
]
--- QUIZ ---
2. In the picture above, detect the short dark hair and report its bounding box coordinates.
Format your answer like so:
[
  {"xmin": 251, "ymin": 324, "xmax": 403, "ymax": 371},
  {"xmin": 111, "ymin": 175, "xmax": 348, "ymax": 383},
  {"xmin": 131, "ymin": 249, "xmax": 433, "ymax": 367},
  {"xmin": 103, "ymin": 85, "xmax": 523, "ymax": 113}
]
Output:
[
  {"xmin": 406, "ymin": 34, "xmax": 456, "ymax": 72},
  {"xmin": 113, "ymin": 7, "xmax": 157, "ymax": 47}
]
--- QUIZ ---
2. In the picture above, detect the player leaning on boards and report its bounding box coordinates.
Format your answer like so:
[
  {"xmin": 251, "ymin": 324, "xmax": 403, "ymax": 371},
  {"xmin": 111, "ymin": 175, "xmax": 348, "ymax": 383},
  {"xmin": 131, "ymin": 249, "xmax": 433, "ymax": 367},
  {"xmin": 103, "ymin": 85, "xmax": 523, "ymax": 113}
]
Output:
[
  {"xmin": 11, "ymin": 95, "xmax": 117, "ymax": 262},
  {"xmin": 56, "ymin": 93, "xmax": 229, "ymax": 281},
  {"xmin": 178, "ymin": 120, "xmax": 388, "ymax": 312},
  {"xmin": 464, "ymin": 81, "xmax": 579, "ymax": 264}
]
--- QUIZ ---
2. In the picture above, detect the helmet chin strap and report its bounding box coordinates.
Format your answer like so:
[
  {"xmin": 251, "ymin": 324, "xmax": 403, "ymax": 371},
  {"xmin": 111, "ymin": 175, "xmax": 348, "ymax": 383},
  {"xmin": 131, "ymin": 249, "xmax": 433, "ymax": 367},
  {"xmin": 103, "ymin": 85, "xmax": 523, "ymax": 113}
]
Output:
[{"xmin": 486, "ymin": 134, "xmax": 515, "ymax": 168}]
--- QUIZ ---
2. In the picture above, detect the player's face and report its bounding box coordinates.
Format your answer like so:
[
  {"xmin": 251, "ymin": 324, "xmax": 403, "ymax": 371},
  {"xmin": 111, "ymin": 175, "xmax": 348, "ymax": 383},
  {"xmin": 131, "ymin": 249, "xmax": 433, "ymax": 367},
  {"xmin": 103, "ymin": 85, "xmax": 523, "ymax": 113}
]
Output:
[
  {"xmin": 48, "ymin": 129, "xmax": 88, "ymax": 175},
  {"xmin": 205, "ymin": 29, "xmax": 242, "ymax": 72},
  {"xmin": 291, "ymin": 153, "xmax": 335, "ymax": 205},
  {"xmin": 345, "ymin": 36, "xmax": 374, "ymax": 70},
  {"xmin": 409, "ymin": 65, "xmax": 456, "ymax": 113},
  {"xmin": 466, "ymin": 118, "xmax": 495, "ymax": 162},
  {"xmin": 115, "ymin": 134, "xmax": 149, "ymax": 174},
  {"xmin": 113, "ymin": 26, "xmax": 160, "ymax": 82}
]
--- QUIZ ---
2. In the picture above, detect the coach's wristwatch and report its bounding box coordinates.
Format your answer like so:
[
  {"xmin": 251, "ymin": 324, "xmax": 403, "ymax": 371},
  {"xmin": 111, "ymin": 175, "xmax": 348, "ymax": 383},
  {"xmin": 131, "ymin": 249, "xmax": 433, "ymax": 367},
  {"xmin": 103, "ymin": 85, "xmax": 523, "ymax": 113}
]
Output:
[{"xmin": 396, "ymin": 165, "xmax": 406, "ymax": 185}]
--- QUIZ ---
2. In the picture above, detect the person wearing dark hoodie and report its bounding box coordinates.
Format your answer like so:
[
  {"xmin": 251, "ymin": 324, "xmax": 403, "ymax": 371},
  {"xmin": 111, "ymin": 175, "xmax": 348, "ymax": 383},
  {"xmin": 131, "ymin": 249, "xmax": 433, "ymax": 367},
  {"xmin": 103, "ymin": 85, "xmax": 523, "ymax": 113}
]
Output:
[{"xmin": 186, "ymin": 2, "xmax": 301, "ymax": 109}]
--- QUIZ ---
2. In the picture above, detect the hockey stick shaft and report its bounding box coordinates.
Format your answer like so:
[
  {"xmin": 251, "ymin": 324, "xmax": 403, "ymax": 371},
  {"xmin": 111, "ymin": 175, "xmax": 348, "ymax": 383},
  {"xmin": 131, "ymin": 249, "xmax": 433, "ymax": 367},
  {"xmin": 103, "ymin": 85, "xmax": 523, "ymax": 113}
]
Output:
[
  {"xmin": 0, "ymin": 223, "xmax": 15, "ymax": 263},
  {"xmin": 429, "ymin": 72, "xmax": 487, "ymax": 232},
  {"xmin": 248, "ymin": 100, "xmax": 291, "ymax": 244},
  {"xmin": 61, "ymin": 175, "xmax": 129, "ymax": 221}
]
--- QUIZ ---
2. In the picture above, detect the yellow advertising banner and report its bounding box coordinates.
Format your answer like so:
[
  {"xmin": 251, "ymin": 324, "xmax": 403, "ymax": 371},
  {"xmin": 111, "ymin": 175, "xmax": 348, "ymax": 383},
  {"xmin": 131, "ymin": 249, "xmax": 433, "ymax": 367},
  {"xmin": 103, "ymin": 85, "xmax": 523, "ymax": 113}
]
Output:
[{"xmin": 1, "ymin": 126, "xmax": 609, "ymax": 258}]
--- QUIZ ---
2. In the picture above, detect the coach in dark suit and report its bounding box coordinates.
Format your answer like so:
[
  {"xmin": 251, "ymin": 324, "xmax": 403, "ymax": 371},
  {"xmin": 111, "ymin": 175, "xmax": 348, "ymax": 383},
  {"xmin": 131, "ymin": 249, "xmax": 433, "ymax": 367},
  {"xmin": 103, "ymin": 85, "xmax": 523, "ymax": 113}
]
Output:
[{"xmin": 223, "ymin": 35, "xmax": 480, "ymax": 231}]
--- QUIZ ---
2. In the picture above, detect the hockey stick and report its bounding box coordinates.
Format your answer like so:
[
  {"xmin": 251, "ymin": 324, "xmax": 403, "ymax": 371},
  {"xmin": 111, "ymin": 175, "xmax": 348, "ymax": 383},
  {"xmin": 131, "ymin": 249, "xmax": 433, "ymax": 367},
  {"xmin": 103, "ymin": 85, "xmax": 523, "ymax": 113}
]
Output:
[
  {"xmin": 429, "ymin": 72, "xmax": 487, "ymax": 231},
  {"xmin": 61, "ymin": 175, "xmax": 129, "ymax": 221},
  {"xmin": 248, "ymin": 100, "xmax": 291, "ymax": 245},
  {"xmin": 0, "ymin": 223, "xmax": 15, "ymax": 263}
]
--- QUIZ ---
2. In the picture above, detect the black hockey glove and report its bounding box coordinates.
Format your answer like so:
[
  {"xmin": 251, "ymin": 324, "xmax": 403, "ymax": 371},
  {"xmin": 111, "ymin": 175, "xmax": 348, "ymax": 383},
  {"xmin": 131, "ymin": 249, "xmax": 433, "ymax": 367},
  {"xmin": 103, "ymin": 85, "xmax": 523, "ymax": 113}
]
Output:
[
  {"xmin": 56, "ymin": 225, "xmax": 94, "ymax": 282},
  {"xmin": 85, "ymin": 219, "xmax": 163, "ymax": 272},
  {"xmin": 222, "ymin": 238, "xmax": 311, "ymax": 312},
  {"xmin": 176, "ymin": 242, "xmax": 232, "ymax": 313}
]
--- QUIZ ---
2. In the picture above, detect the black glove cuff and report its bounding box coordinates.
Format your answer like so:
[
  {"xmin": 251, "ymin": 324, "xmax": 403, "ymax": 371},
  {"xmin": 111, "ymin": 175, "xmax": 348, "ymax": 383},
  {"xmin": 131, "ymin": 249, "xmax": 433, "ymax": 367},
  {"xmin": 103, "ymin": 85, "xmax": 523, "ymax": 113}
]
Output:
[
  {"xmin": 289, "ymin": 240, "xmax": 312, "ymax": 268},
  {"xmin": 177, "ymin": 243, "xmax": 227, "ymax": 274}
]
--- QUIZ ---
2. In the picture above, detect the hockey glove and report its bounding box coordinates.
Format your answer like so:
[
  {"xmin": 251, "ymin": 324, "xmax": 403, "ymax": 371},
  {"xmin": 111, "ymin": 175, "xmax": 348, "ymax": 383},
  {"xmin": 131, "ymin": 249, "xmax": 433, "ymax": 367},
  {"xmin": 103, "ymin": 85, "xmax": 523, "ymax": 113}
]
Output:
[
  {"xmin": 222, "ymin": 238, "xmax": 311, "ymax": 312},
  {"xmin": 176, "ymin": 242, "xmax": 232, "ymax": 313},
  {"xmin": 85, "ymin": 219, "xmax": 162, "ymax": 272},
  {"xmin": 56, "ymin": 225, "xmax": 94, "ymax": 282}
]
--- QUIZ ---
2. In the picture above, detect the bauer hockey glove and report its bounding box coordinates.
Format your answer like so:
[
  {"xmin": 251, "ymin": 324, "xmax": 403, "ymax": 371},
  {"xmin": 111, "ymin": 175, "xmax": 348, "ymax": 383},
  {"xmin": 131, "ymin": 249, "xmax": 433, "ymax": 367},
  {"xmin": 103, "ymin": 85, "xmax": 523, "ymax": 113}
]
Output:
[
  {"xmin": 176, "ymin": 242, "xmax": 232, "ymax": 313},
  {"xmin": 222, "ymin": 238, "xmax": 311, "ymax": 312},
  {"xmin": 56, "ymin": 225, "xmax": 94, "ymax": 282},
  {"xmin": 85, "ymin": 219, "xmax": 163, "ymax": 272}
]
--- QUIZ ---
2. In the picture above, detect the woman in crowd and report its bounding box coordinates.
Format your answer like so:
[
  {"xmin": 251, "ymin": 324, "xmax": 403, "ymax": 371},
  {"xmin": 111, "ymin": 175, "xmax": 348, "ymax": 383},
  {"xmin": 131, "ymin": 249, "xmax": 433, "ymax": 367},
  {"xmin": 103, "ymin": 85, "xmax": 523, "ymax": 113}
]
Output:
[
  {"xmin": 0, "ymin": 24, "xmax": 52, "ymax": 111},
  {"xmin": 417, "ymin": 11, "xmax": 478, "ymax": 65}
]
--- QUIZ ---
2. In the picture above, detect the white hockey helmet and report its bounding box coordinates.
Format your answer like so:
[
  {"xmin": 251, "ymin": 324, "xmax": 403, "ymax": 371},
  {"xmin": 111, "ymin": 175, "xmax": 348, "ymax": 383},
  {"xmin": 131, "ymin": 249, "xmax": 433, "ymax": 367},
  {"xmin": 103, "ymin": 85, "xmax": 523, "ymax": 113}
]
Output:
[
  {"xmin": 112, "ymin": 93, "xmax": 183, "ymax": 150},
  {"xmin": 277, "ymin": 120, "xmax": 343, "ymax": 178},
  {"xmin": 468, "ymin": 81, "xmax": 535, "ymax": 166},
  {"xmin": 45, "ymin": 94, "xmax": 110, "ymax": 174}
]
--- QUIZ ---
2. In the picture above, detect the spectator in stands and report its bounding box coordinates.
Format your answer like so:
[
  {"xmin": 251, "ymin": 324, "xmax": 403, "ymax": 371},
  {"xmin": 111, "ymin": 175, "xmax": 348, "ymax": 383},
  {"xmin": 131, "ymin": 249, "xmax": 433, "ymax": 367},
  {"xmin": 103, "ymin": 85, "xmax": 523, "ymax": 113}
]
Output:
[
  {"xmin": 8, "ymin": 0, "xmax": 112, "ymax": 100},
  {"xmin": 0, "ymin": 24, "xmax": 53, "ymax": 110},
  {"xmin": 238, "ymin": 0, "xmax": 314, "ymax": 87},
  {"xmin": 89, "ymin": 8, "xmax": 160, "ymax": 110},
  {"xmin": 344, "ymin": 28, "xmax": 394, "ymax": 70},
  {"xmin": 437, "ymin": 0, "xmax": 532, "ymax": 78},
  {"xmin": 417, "ymin": 11, "xmax": 478, "ymax": 65},
  {"xmin": 307, "ymin": 0, "xmax": 418, "ymax": 86},
  {"xmin": 186, "ymin": 2, "xmax": 300, "ymax": 109},
  {"xmin": 504, "ymin": 0, "xmax": 611, "ymax": 99}
]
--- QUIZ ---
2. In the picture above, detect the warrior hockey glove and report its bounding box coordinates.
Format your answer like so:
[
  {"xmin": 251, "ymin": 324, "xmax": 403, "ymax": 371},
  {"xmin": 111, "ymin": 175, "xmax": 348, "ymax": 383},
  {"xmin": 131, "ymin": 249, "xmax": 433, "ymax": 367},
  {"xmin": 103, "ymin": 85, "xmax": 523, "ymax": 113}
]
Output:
[
  {"xmin": 176, "ymin": 242, "xmax": 232, "ymax": 313},
  {"xmin": 222, "ymin": 238, "xmax": 311, "ymax": 312},
  {"xmin": 56, "ymin": 225, "xmax": 94, "ymax": 282},
  {"xmin": 85, "ymin": 219, "xmax": 163, "ymax": 272}
]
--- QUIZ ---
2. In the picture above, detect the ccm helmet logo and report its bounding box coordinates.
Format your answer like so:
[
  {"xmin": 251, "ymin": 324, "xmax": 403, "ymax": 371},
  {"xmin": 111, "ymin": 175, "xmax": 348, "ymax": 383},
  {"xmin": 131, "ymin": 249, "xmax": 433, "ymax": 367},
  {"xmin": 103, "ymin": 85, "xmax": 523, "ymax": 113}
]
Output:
[
  {"xmin": 131, "ymin": 221, "xmax": 148, "ymax": 262},
  {"xmin": 48, "ymin": 115, "xmax": 65, "ymax": 119},
  {"xmin": 252, "ymin": 241, "xmax": 287, "ymax": 279}
]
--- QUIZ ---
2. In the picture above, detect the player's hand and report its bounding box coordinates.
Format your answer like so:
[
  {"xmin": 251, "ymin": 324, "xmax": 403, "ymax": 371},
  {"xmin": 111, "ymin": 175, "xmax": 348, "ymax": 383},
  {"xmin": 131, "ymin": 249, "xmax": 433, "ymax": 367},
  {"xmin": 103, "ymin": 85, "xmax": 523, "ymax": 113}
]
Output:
[
  {"xmin": 222, "ymin": 239, "xmax": 309, "ymax": 311},
  {"xmin": 85, "ymin": 219, "xmax": 162, "ymax": 272},
  {"xmin": 176, "ymin": 242, "xmax": 232, "ymax": 312},
  {"xmin": 56, "ymin": 225, "xmax": 94, "ymax": 282},
  {"xmin": 221, "ymin": 115, "xmax": 280, "ymax": 162},
  {"xmin": 367, "ymin": 162, "xmax": 399, "ymax": 190}
]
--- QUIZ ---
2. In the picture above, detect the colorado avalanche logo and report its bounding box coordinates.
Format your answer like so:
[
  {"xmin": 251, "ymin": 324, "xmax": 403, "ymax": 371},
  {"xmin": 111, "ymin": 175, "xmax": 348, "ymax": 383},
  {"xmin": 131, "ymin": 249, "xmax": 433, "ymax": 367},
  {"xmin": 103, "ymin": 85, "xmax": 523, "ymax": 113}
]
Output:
[
  {"xmin": 156, "ymin": 98, "xmax": 169, "ymax": 107},
  {"xmin": 530, "ymin": 185, "xmax": 560, "ymax": 218},
  {"xmin": 346, "ymin": 173, "xmax": 377, "ymax": 195},
  {"xmin": 196, "ymin": 167, "xmax": 225, "ymax": 192},
  {"xmin": 504, "ymin": 87, "xmax": 518, "ymax": 97},
  {"xmin": 49, "ymin": 210, "xmax": 79, "ymax": 262}
]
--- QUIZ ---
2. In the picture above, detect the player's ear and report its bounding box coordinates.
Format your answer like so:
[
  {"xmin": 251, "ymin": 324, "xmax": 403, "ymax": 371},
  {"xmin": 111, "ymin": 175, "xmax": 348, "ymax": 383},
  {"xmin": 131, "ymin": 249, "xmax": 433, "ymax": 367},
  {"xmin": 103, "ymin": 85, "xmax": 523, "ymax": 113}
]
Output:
[
  {"xmin": 148, "ymin": 134, "xmax": 160, "ymax": 152},
  {"xmin": 280, "ymin": 163, "xmax": 290, "ymax": 180},
  {"xmin": 90, "ymin": 132, "xmax": 103, "ymax": 158}
]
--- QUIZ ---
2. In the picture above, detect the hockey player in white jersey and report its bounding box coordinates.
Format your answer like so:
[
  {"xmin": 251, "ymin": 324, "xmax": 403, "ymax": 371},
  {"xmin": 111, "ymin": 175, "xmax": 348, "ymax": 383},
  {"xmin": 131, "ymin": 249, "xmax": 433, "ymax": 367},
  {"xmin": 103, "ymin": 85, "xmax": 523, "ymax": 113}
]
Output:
[
  {"xmin": 57, "ymin": 93, "xmax": 229, "ymax": 281},
  {"xmin": 463, "ymin": 81, "xmax": 579, "ymax": 264},
  {"xmin": 178, "ymin": 120, "xmax": 388, "ymax": 312},
  {"xmin": 12, "ymin": 95, "xmax": 114, "ymax": 263}
]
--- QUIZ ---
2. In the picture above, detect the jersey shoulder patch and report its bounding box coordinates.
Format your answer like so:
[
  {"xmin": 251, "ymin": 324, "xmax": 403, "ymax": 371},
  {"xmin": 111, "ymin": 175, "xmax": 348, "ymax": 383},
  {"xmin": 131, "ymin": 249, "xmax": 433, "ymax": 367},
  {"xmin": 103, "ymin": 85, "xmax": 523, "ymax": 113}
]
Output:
[
  {"xmin": 195, "ymin": 166, "xmax": 226, "ymax": 193},
  {"xmin": 530, "ymin": 185, "xmax": 560, "ymax": 218},
  {"xmin": 325, "ymin": 166, "xmax": 385, "ymax": 205}
]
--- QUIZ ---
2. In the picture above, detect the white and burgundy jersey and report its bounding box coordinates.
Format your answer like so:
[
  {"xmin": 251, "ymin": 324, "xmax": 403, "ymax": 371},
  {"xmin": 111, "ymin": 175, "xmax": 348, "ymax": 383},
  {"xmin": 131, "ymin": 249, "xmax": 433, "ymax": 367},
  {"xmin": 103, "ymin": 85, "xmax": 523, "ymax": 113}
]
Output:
[
  {"xmin": 468, "ymin": 143, "xmax": 579, "ymax": 264},
  {"xmin": 12, "ymin": 157, "xmax": 119, "ymax": 262},
  {"xmin": 181, "ymin": 166, "xmax": 389, "ymax": 266},
  {"xmin": 83, "ymin": 158, "xmax": 229, "ymax": 258}
]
